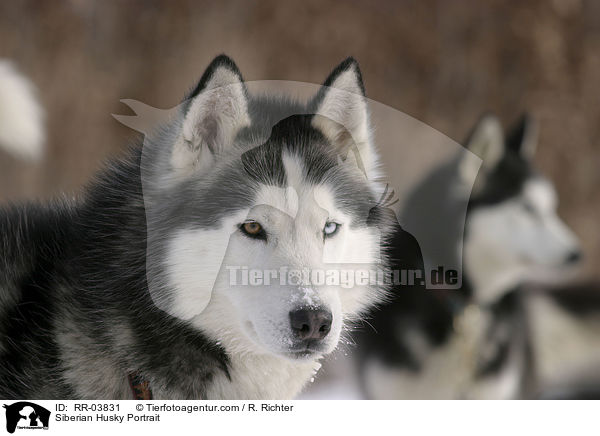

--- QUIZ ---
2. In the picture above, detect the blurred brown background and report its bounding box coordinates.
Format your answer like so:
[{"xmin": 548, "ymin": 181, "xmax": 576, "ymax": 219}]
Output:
[{"xmin": 0, "ymin": 0, "xmax": 598, "ymax": 276}]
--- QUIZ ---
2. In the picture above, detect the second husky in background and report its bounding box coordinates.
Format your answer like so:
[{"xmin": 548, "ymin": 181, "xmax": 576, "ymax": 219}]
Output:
[{"xmin": 357, "ymin": 114, "xmax": 594, "ymax": 399}]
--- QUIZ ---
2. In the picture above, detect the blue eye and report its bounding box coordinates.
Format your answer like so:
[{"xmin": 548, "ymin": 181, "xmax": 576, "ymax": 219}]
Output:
[{"xmin": 323, "ymin": 221, "xmax": 340, "ymax": 238}]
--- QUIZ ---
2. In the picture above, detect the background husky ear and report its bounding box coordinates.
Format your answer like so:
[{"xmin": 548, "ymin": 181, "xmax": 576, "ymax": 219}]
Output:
[
  {"xmin": 311, "ymin": 58, "xmax": 376, "ymax": 179},
  {"xmin": 459, "ymin": 114, "xmax": 504, "ymax": 184},
  {"xmin": 172, "ymin": 55, "xmax": 250, "ymax": 175},
  {"xmin": 506, "ymin": 113, "xmax": 538, "ymax": 160}
]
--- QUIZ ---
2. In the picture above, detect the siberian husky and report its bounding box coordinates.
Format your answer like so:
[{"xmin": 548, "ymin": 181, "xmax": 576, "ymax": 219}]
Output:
[
  {"xmin": 0, "ymin": 55, "xmax": 394, "ymax": 399},
  {"xmin": 357, "ymin": 114, "xmax": 586, "ymax": 399}
]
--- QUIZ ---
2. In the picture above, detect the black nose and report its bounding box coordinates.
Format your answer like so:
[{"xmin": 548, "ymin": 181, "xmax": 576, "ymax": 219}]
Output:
[
  {"xmin": 289, "ymin": 308, "xmax": 333, "ymax": 341},
  {"xmin": 566, "ymin": 250, "xmax": 583, "ymax": 264}
]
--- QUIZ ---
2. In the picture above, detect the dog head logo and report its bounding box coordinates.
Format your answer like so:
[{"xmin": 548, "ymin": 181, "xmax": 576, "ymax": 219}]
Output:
[{"xmin": 3, "ymin": 402, "xmax": 50, "ymax": 434}]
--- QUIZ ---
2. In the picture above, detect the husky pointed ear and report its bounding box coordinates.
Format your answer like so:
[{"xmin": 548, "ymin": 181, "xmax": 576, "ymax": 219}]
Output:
[
  {"xmin": 459, "ymin": 114, "xmax": 504, "ymax": 184},
  {"xmin": 311, "ymin": 58, "xmax": 376, "ymax": 178},
  {"xmin": 173, "ymin": 55, "xmax": 250, "ymax": 175},
  {"xmin": 506, "ymin": 113, "xmax": 538, "ymax": 160}
]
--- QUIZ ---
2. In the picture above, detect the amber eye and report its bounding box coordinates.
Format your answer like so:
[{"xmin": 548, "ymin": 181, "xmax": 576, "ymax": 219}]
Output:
[
  {"xmin": 240, "ymin": 221, "xmax": 266, "ymax": 240},
  {"xmin": 243, "ymin": 222, "xmax": 262, "ymax": 234}
]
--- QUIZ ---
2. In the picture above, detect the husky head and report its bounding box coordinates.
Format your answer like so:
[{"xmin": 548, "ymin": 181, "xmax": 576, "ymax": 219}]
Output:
[
  {"xmin": 461, "ymin": 115, "xmax": 581, "ymax": 303},
  {"xmin": 142, "ymin": 56, "xmax": 392, "ymax": 361}
]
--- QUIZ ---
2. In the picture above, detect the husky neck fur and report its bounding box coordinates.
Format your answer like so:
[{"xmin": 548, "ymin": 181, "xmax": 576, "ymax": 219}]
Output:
[
  {"xmin": 0, "ymin": 55, "xmax": 394, "ymax": 399},
  {"xmin": 357, "ymin": 114, "xmax": 581, "ymax": 399}
]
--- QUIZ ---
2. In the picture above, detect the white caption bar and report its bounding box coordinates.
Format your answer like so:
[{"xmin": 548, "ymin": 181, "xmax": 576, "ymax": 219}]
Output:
[{"xmin": 0, "ymin": 400, "xmax": 596, "ymax": 436}]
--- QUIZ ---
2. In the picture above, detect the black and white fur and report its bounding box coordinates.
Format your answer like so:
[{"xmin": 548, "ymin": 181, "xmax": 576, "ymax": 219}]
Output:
[
  {"xmin": 357, "ymin": 114, "xmax": 584, "ymax": 399},
  {"xmin": 0, "ymin": 55, "xmax": 394, "ymax": 399}
]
